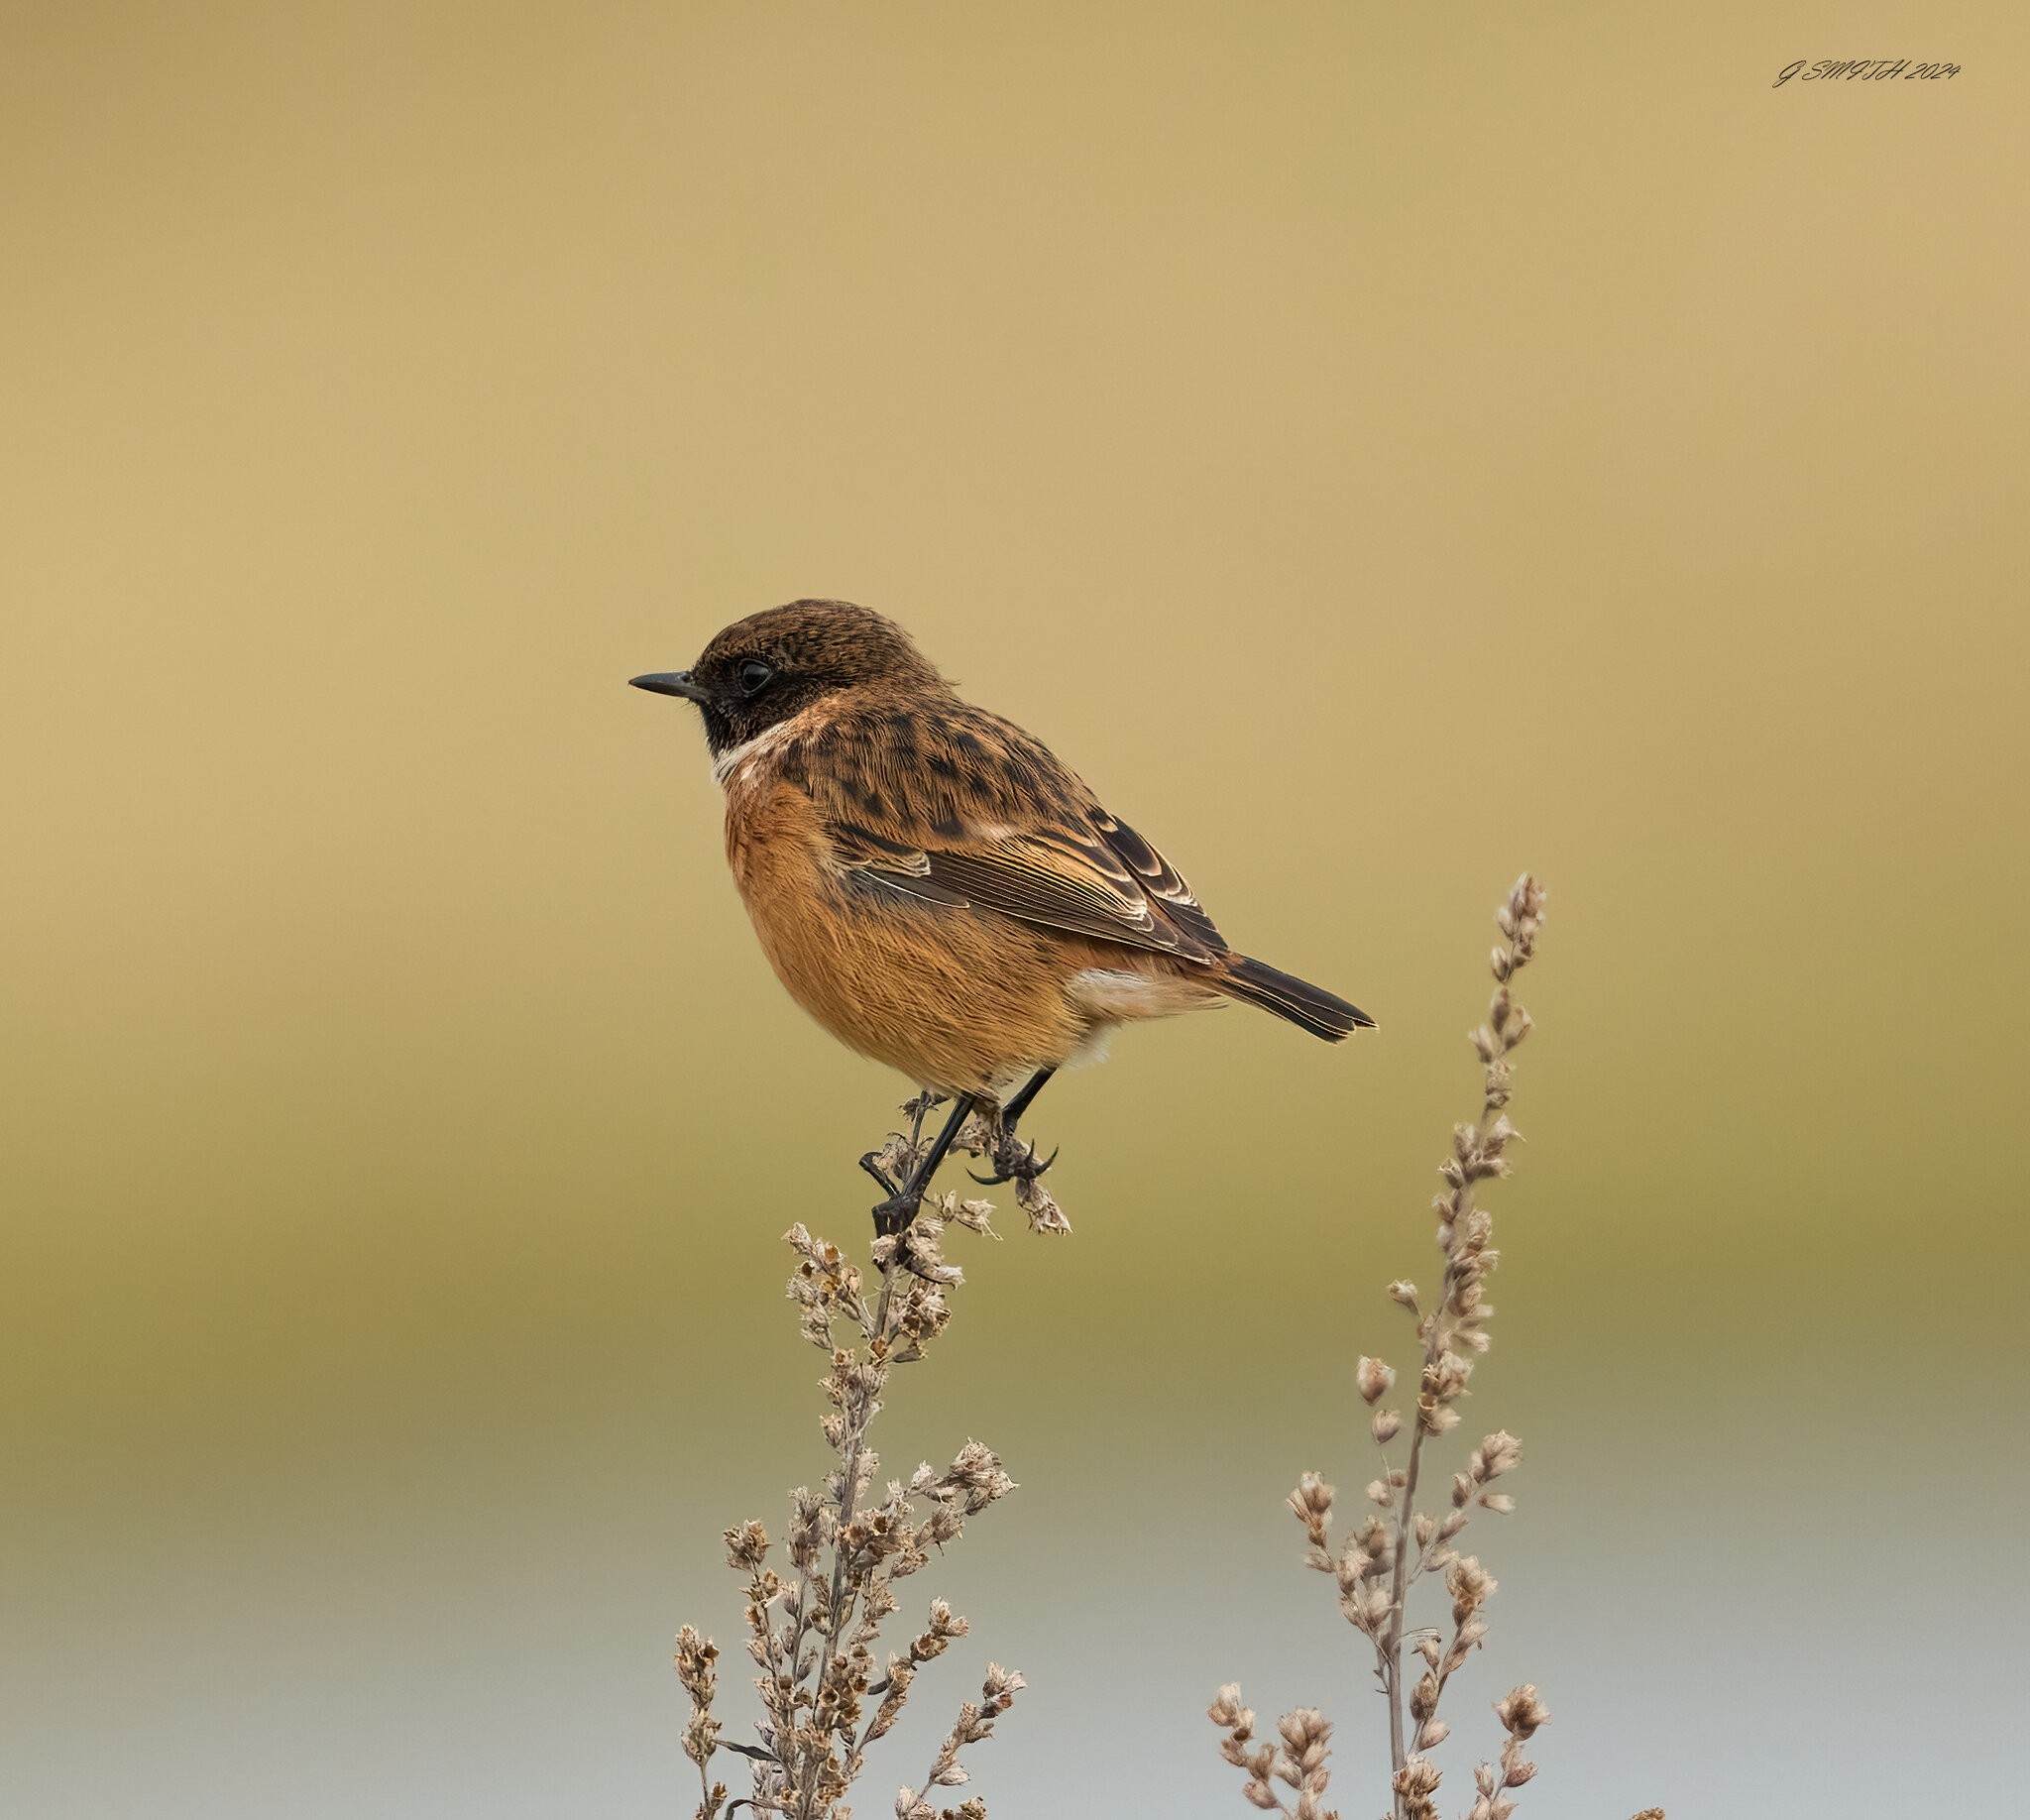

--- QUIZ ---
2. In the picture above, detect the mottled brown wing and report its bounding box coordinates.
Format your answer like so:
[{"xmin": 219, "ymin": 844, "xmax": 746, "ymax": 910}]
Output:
[
  {"xmin": 837, "ymin": 819, "xmax": 1227, "ymax": 962},
  {"xmin": 1084, "ymin": 807, "xmax": 1228, "ymax": 956},
  {"xmin": 813, "ymin": 706, "xmax": 1230, "ymax": 964}
]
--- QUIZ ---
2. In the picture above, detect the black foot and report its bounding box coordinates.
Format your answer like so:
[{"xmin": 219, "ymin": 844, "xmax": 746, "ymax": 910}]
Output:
[
  {"xmin": 969, "ymin": 1137, "xmax": 1059, "ymax": 1189},
  {"xmin": 863, "ymin": 1092, "xmax": 980, "ymax": 1244},
  {"xmin": 870, "ymin": 1189, "xmax": 923, "ymax": 1238}
]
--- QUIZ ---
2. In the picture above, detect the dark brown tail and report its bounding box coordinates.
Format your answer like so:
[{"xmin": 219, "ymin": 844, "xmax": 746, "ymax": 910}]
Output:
[{"xmin": 1222, "ymin": 955, "xmax": 1375, "ymax": 1042}]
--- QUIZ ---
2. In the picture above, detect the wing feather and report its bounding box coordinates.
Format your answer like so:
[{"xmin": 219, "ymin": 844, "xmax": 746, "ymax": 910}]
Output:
[{"xmin": 811, "ymin": 705, "xmax": 1230, "ymax": 963}]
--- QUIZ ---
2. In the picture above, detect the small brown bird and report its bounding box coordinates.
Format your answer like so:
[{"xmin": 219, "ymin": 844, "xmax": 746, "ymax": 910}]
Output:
[{"xmin": 631, "ymin": 600, "xmax": 1370, "ymax": 1231}]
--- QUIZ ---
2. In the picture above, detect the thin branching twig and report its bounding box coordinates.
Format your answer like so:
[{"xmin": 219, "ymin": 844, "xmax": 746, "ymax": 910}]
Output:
[
  {"xmin": 1210, "ymin": 875, "xmax": 1557, "ymax": 1820},
  {"xmin": 676, "ymin": 1102, "xmax": 1032, "ymax": 1820}
]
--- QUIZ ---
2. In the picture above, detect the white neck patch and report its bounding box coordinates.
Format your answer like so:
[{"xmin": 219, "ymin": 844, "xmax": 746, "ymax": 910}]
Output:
[{"xmin": 711, "ymin": 709, "xmax": 817, "ymax": 788}]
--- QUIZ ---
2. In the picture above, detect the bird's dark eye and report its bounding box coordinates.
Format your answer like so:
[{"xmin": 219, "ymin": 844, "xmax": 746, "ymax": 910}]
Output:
[{"xmin": 737, "ymin": 659, "xmax": 777, "ymax": 697}]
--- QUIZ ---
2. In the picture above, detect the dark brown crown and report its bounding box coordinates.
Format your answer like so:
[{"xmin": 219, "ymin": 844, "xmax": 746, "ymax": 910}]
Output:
[
  {"xmin": 683, "ymin": 600, "xmax": 948, "ymax": 754},
  {"xmin": 696, "ymin": 600, "xmax": 944, "ymax": 693}
]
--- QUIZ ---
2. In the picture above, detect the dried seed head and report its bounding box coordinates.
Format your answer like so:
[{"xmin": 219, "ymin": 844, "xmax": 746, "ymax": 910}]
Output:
[
  {"xmin": 979, "ymin": 1661, "xmax": 1025, "ymax": 1712},
  {"xmin": 1356, "ymin": 1356, "xmax": 1396, "ymax": 1403},
  {"xmin": 1471, "ymin": 1431, "xmax": 1523, "ymax": 1480},
  {"xmin": 1446, "ymin": 1554, "xmax": 1497, "ymax": 1623},
  {"xmin": 1500, "ymin": 1735, "xmax": 1537, "ymax": 1788},
  {"xmin": 1208, "ymin": 1684, "xmax": 1254, "ymax": 1735},
  {"xmin": 723, "ymin": 1520, "xmax": 769, "ymax": 1573},
  {"xmin": 1494, "ymin": 1683, "xmax": 1550, "ymax": 1740},
  {"xmin": 1371, "ymin": 1408, "xmax": 1402, "ymax": 1445},
  {"xmin": 1015, "ymin": 1175, "xmax": 1071, "ymax": 1235},
  {"xmin": 1394, "ymin": 1755, "xmax": 1442, "ymax": 1797},
  {"xmin": 1287, "ymin": 1471, "xmax": 1336, "ymax": 1547},
  {"xmin": 1278, "ymin": 1706, "xmax": 1331, "ymax": 1757},
  {"xmin": 940, "ymin": 1438, "xmax": 1015, "ymax": 1513},
  {"xmin": 1424, "ymin": 1351, "xmax": 1471, "ymax": 1405},
  {"xmin": 952, "ymin": 1197, "xmax": 1000, "ymax": 1236},
  {"xmin": 673, "ymin": 1624, "xmax": 719, "ymax": 1704},
  {"xmin": 952, "ymin": 1106, "xmax": 997, "ymax": 1154}
]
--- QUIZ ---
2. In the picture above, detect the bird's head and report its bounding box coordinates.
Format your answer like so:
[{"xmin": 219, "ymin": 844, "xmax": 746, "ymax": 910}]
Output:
[{"xmin": 630, "ymin": 599, "xmax": 946, "ymax": 755}]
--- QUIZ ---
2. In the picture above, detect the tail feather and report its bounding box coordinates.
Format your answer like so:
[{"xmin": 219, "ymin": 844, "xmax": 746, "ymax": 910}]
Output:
[{"xmin": 1222, "ymin": 955, "xmax": 1375, "ymax": 1042}]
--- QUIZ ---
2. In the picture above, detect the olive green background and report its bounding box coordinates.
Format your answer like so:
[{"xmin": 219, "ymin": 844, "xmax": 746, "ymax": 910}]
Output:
[{"xmin": 4, "ymin": 4, "xmax": 2026, "ymax": 1816}]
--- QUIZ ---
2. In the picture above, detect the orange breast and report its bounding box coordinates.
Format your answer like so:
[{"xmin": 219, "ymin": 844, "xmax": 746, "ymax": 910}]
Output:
[{"xmin": 722, "ymin": 776, "xmax": 1101, "ymax": 1096}]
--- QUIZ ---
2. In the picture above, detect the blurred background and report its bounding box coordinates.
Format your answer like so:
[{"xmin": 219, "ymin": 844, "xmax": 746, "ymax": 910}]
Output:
[{"xmin": 4, "ymin": 4, "xmax": 2026, "ymax": 1815}]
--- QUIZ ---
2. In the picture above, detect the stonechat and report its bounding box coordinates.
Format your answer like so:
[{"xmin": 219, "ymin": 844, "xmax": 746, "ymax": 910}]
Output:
[{"xmin": 631, "ymin": 600, "xmax": 1371, "ymax": 1231}]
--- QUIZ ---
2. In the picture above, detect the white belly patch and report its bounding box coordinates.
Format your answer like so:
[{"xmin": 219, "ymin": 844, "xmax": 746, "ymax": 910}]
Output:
[{"xmin": 1069, "ymin": 967, "xmax": 1220, "ymax": 1021}]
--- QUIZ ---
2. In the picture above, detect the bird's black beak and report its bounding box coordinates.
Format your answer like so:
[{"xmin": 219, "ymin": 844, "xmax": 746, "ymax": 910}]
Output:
[{"xmin": 629, "ymin": 670, "xmax": 711, "ymax": 704}]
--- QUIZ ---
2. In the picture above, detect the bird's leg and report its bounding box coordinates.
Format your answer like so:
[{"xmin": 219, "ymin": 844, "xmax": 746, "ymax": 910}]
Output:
[
  {"xmin": 870, "ymin": 1093, "xmax": 977, "ymax": 1237},
  {"xmin": 967, "ymin": 1066, "xmax": 1060, "ymax": 1187},
  {"xmin": 1001, "ymin": 1066, "xmax": 1055, "ymax": 1129},
  {"xmin": 903, "ymin": 1090, "xmax": 945, "ymax": 1147},
  {"xmin": 860, "ymin": 1091, "xmax": 948, "ymax": 1196}
]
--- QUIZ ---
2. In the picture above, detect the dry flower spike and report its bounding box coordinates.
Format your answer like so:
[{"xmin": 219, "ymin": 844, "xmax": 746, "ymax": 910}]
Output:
[
  {"xmin": 675, "ymin": 1104, "xmax": 1027, "ymax": 1820},
  {"xmin": 1211, "ymin": 877, "xmax": 1557, "ymax": 1820}
]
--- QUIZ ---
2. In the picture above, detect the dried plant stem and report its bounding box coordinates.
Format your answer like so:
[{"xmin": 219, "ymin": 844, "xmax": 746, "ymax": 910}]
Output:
[
  {"xmin": 1211, "ymin": 875, "xmax": 1552, "ymax": 1820},
  {"xmin": 676, "ymin": 1103, "xmax": 1029, "ymax": 1820},
  {"xmin": 1383, "ymin": 1440, "xmax": 1417, "ymax": 1777},
  {"xmin": 1383, "ymin": 1081, "xmax": 1503, "ymax": 1806},
  {"xmin": 799, "ymin": 1258, "xmax": 892, "ymax": 1819}
]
